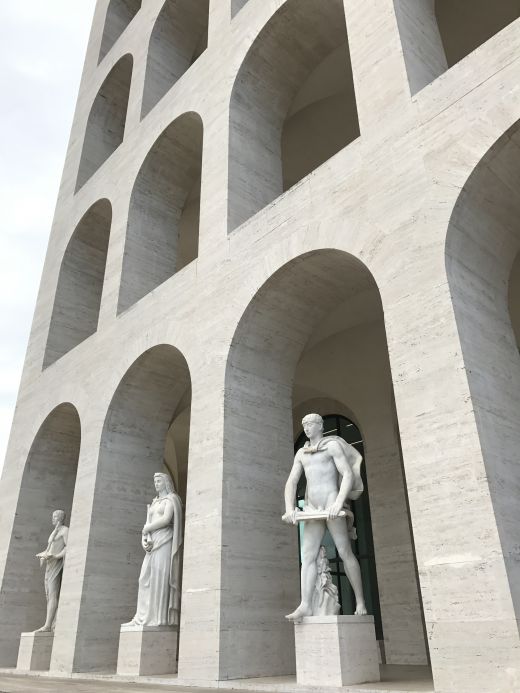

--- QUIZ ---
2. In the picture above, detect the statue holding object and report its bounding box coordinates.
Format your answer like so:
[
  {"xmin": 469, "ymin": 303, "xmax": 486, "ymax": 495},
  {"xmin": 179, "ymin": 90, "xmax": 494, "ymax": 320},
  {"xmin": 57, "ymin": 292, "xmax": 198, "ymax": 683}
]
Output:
[
  {"xmin": 123, "ymin": 472, "xmax": 183, "ymax": 628},
  {"xmin": 282, "ymin": 413, "xmax": 367, "ymax": 621},
  {"xmin": 34, "ymin": 509, "xmax": 68, "ymax": 632}
]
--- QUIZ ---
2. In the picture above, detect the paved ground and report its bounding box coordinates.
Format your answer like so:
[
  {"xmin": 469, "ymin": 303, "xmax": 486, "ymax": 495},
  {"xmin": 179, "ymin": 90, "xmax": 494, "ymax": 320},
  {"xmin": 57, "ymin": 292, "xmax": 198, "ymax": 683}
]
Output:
[
  {"xmin": 0, "ymin": 677, "xmax": 219, "ymax": 693},
  {"xmin": 0, "ymin": 667, "xmax": 434, "ymax": 693}
]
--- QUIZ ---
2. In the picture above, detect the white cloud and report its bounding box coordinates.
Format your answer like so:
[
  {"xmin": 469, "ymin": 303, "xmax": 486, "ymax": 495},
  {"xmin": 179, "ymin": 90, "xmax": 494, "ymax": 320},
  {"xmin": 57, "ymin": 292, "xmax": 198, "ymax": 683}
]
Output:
[{"xmin": 0, "ymin": 1, "xmax": 96, "ymax": 468}]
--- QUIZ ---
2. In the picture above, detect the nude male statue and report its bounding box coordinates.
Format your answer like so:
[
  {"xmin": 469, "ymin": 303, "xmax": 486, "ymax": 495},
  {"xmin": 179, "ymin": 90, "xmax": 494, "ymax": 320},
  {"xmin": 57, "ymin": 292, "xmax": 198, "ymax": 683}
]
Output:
[
  {"xmin": 282, "ymin": 413, "xmax": 367, "ymax": 621},
  {"xmin": 34, "ymin": 509, "xmax": 68, "ymax": 632}
]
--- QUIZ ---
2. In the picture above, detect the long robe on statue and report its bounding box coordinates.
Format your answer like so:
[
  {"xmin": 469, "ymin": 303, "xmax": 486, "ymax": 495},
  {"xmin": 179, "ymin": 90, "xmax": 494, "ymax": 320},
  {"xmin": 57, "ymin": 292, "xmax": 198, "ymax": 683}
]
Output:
[{"xmin": 132, "ymin": 492, "xmax": 183, "ymax": 627}]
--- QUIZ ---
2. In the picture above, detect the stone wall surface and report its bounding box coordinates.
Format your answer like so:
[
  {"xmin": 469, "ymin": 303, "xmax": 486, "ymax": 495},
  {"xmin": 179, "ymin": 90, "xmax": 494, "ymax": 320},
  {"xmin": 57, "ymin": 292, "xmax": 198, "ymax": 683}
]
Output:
[{"xmin": 0, "ymin": 1, "xmax": 520, "ymax": 691}]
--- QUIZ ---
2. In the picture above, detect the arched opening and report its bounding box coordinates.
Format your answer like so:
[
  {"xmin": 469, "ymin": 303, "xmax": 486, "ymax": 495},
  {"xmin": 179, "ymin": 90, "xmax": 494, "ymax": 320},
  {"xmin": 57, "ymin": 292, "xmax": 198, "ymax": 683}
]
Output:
[
  {"xmin": 98, "ymin": 0, "xmax": 141, "ymax": 62},
  {"xmin": 395, "ymin": 0, "xmax": 520, "ymax": 94},
  {"xmin": 118, "ymin": 112, "xmax": 202, "ymax": 313},
  {"xmin": 436, "ymin": 0, "xmax": 520, "ymax": 68},
  {"xmin": 141, "ymin": 0, "xmax": 209, "ymax": 118},
  {"xmin": 76, "ymin": 54, "xmax": 133, "ymax": 192},
  {"xmin": 228, "ymin": 0, "xmax": 359, "ymax": 232},
  {"xmin": 72, "ymin": 345, "xmax": 191, "ymax": 672},
  {"xmin": 508, "ymin": 252, "xmax": 520, "ymax": 350},
  {"xmin": 44, "ymin": 200, "xmax": 112, "ymax": 368},
  {"xmin": 223, "ymin": 250, "xmax": 428, "ymax": 680},
  {"xmin": 446, "ymin": 120, "xmax": 520, "ymax": 635},
  {"xmin": 0, "ymin": 404, "xmax": 81, "ymax": 666}
]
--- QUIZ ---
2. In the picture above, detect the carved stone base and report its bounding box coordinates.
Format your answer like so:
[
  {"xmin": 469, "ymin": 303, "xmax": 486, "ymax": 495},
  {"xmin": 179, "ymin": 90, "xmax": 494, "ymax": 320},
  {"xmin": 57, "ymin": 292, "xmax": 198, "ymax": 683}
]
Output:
[
  {"xmin": 17, "ymin": 631, "xmax": 54, "ymax": 671},
  {"xmin": 294, "ymin": 615, "xmax": 380, "ymax": 686},
  {"xmin": 117, "ymin": 624, "xmax": 178, "ymax": 676}
]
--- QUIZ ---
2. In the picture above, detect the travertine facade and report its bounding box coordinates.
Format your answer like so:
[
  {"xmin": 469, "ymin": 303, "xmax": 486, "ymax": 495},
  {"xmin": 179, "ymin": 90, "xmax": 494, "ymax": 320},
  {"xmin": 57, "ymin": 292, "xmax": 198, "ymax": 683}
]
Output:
[{"xmin": 1, "ymin": 1, "xmax": 520, "ymax": 692}]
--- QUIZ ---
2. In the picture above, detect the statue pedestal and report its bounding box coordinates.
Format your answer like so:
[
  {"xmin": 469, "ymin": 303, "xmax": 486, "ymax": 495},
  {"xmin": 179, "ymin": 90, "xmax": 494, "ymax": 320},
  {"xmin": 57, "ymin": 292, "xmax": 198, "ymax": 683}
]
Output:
[
  {"xmin": 117, "ymin": 624, "xmax": 178, "ymax": 675},
  {"xmin": 17, "ymin": 631, "xmax": 54, "ymax": 671},
  {"xmin": 294, "ymin": 615, "xmax": 380, "ymax": 686}
]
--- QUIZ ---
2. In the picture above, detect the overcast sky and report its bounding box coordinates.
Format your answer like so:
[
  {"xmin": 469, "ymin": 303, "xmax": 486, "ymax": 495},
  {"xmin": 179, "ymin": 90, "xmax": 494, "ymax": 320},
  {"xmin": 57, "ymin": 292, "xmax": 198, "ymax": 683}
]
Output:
[{"xmin": 0, "ymin": 1, "xmax": 96, "ymax": 468}]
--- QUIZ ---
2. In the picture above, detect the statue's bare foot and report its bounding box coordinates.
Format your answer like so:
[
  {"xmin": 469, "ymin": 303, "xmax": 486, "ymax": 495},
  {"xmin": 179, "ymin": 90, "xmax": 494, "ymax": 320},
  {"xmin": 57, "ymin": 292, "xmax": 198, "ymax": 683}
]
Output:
[
  {"xmin": 34, "ymin": 626, "xmax": 51, "ymax": 633},
  {"xmin": 285, "ymin": 604, "xmax": 312, "ymax": 622},
  {"xmin": 354, "ymin": 602, "xmax": 367, "ymax": 616}
]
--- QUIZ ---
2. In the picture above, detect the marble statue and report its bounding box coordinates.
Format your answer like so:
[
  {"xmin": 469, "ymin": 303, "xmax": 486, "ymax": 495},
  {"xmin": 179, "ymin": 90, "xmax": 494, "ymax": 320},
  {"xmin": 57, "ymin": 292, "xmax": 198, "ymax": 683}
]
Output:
[
  {"xmin": 282, "ymin": 413, "xmax": 367, "ymax": 621},
  {"xmin": 34, "ymin": 509, "xmax": 68, "ymax": 632},
  {"xmin": 311, "ymin": 546, "xmax": 341, "ymax": 616},
  {"xmin": 123, "ymin": 473, "xmax": 183, "ymax": 627}
]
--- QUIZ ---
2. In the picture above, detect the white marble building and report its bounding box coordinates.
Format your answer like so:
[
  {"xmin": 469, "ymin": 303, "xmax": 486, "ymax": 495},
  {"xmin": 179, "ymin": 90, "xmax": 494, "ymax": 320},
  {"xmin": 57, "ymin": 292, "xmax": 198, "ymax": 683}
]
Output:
[{"xmin": 1, "ymin": 1, "xmax": 520, "ymax": 691}]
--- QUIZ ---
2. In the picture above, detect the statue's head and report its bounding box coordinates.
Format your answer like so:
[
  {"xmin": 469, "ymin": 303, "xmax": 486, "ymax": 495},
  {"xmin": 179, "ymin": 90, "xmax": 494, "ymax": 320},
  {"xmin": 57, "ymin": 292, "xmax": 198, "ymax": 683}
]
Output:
[
  {"xmin": 154, "ymin": 472, "xmax": 175, "ymax": 495},
  {"xmin": 302, "ymin": 413, "xmax": 323, "ymax": 439},
  {"xmin": 52, "ymin": 509, "xmax": 65, "ymax": 526}
]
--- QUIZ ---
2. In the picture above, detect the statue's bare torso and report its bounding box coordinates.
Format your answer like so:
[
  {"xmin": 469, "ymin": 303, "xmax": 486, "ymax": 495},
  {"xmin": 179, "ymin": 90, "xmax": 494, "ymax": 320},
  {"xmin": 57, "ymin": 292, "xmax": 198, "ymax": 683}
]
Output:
[
  {"xmin": 298, "ymin": 444, "xmax": 344, "ymax": 509},
  {"xmin": 283, "ymin": 416, "xmax": 367, "ymax": 620}
]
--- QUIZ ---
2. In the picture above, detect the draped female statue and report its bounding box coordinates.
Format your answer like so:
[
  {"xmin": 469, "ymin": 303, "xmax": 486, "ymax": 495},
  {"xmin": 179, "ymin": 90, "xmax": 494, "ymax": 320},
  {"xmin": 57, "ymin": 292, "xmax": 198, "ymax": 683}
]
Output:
[{"xmin": 123, "ymin": 473, "xmax": 183, "ymax": 627}]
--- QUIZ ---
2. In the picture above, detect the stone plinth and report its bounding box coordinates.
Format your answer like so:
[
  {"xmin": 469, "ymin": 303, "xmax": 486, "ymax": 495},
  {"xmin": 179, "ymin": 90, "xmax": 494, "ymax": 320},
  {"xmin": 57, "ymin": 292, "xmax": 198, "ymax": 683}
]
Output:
[
  {"xmin": 17, "ymin": 631, "xmax": 54, "ymax": 671},
  {"xmin": 294, "ymin": 615, "xmax": 380, "ymax": 686},
  {"xmin": 117, "ymin": 624, "xmax": 178, "ymax": 676}
]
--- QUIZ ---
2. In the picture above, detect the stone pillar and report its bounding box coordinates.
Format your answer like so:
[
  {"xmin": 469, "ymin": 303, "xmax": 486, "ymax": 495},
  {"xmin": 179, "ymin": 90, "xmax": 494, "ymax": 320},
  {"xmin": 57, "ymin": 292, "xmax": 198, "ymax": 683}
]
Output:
[
  {"xmin": 17, "ymin": 632, "xmax": 54, "ymax": 672},
  {"xmin": 49, "ymin": 424, "xmax": 102, "ymax": 674},
  {"xmin": 343, "ymin": 0, "xmax": 416, "ymax": 133},
  {"xmin": 175, "ymin": 368, "xmax": 226, "ymax": 683},
  {"xmin": 384, "ymin": 251, "xmax": 520, "ymax": 693},
  {"xmin": 393, "ymin": 0, "xmax": 448, "ymax": 94}
]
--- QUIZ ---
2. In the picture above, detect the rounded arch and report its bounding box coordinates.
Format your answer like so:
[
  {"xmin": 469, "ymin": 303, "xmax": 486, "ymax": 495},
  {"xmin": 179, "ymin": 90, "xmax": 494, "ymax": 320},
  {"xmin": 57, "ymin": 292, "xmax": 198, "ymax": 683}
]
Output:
[
  {"xmin": 395, "ymin": 0, "xmax": 520, "ymax": 94},
  {"xmin": 221, "ymin": 249, "xmax": 427, "ymax": 678},
  {"xmin": 141, "ymin": 0, "xmax": 209, "ymax": 118},
  {"xmin": 0, "ymin": 403, "xmax": 81, "ymax": 666},
  {"xmin": 445, "ymin": 118, "xmax": 520, "ymax": 622},
  {"xmin": 72, "ymin": 344, "xmax": 191, "ymax": 672},
  {"xmin": 228, "ymin": 0, "xmax": 359, "ymax": 232},
  {"xmin": 118, "ymin": 112, "xmax": 203, "ymax": 313},
  {"xmin": 435, "ymin": 0, "xmax": 520, "ymax": 68},
  {"xmin": 98, "ymin": 0, "xmax": 141, "ymax": 62},
  {"xmin": 44, "ymin": 199, "xmax": 112, "ymax": 368},
  {"xmin": 76, "ymin": 54, "xmax": 133, "ymax": 191}
]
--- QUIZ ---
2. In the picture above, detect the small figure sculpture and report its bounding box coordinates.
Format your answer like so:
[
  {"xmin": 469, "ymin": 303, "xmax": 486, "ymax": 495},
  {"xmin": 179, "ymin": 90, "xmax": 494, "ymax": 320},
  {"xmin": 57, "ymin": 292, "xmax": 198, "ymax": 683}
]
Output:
[
  {"xmin": 34, "ymin": 509, "xmax": 68, "ymax": 632},
  {"xmin": 311, "ymin": 546, "xmax": 340, "ymax": 616},
  {"xmin": 123, "ymin": 473, "xmax": 183, "ymax": 627},
  {"xmin": 282, "ymin": 413, "xmax": 367, "ymax": 621}
]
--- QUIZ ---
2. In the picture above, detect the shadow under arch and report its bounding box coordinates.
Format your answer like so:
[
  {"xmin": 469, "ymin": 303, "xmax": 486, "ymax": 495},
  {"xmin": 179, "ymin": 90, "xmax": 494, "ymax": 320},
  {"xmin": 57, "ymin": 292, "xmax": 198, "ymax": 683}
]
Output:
[
  {"xmin": 222, "ymin": 249, "xmax": 427, "ymax": 678},
  {"xmin": 76, "ymin": 54, "xmax": 133, "ymax": 192},
  {"xmin": 141, "ymin": 0, "xmax": 209, "ymax": 118},
  {"xmin": 98, "ymin": 0, "xmax": 141, "ymax": 63},
  {"xmin": 71, "ymin": 344, "xmax": 191, "ymax": 673},
  {"xmin": 0, "ymin": 403, "xmax": 81, "ymax": 666},
  {"xmin": 118, "ymin": 111, "xmax": 203, "ymax": 313},
  {"xmin": 44, "ymin": 199, "xmax": 112, "ymax": 368},
  {"xmin": 228, "ymin": 0, "xmax": 359, "ymax": 232},
  {"xmin": 445, "ymin": 118, "xmax": 520, "ymax": 621}
]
